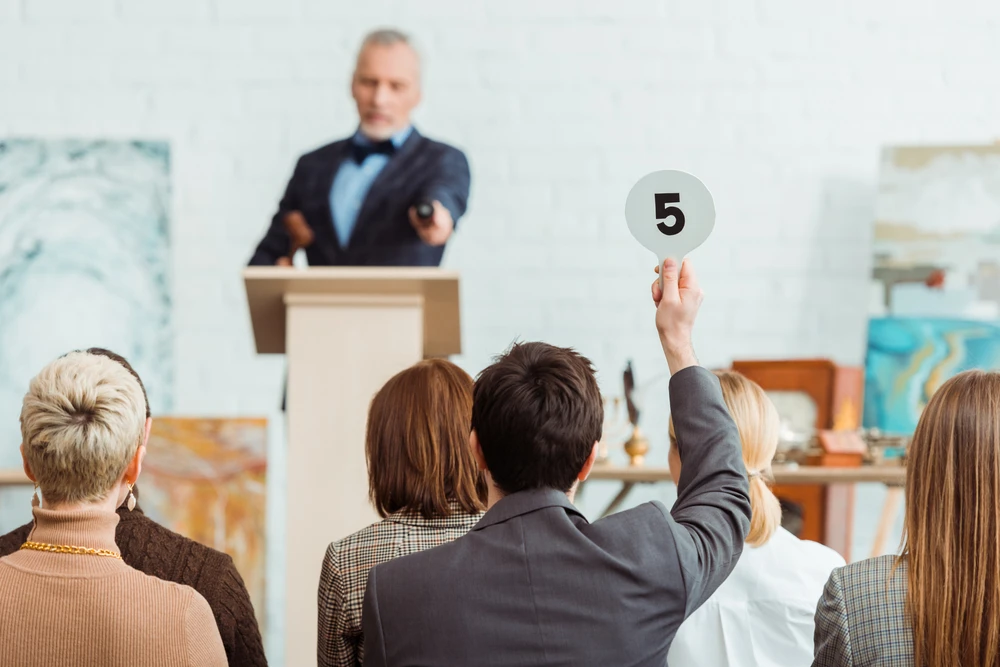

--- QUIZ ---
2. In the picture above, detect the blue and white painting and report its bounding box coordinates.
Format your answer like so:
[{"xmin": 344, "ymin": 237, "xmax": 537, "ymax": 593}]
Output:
[
  {"xmin": 865, "ymin": 145, "xmax": 1000, "ymax": 433},
  {"xmin": 864, "ymin": 317, "xmax": 1000, "ymax": 434},
  {"xmin": 0, "ymin": 140, "xmax": 171, "ymax": 526}
]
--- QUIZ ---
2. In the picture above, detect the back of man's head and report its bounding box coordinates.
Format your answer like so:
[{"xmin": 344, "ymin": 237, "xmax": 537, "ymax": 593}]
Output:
[{"xmin": 472, "ymin": 342, "xmax": 603, "ymax": 495}]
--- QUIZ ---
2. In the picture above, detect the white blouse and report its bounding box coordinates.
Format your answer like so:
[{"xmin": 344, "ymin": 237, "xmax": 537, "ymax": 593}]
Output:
[{"xmin": 667, "ymin": 527, "xmax": 846, "ymax": 667}]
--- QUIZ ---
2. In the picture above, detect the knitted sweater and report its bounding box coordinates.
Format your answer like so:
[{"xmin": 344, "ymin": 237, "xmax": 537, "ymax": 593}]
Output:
[
  {"xmin": 0, "ymin": 498, "xmax": 267, "ymax": 667},
  {"xmin": 0, "ymin": 508, "xmax": 227, "ymax": 666}
]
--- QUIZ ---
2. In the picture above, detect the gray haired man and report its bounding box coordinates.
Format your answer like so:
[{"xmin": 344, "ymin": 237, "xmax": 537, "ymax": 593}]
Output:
[{"xmin": 250, "ymin": 28, "xmax": 471, "ymax": 268}]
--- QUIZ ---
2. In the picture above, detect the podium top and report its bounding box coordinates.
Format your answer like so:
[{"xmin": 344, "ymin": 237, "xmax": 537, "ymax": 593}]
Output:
[{"xmin": 244, "ymin": 267, "xmax": 461, "ymax": 356}]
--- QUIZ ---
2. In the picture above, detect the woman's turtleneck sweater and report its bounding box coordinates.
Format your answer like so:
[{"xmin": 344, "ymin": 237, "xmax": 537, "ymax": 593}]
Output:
[{"xmin": 0, "ymin": 507, "xmax": 227, "ymax": 666}]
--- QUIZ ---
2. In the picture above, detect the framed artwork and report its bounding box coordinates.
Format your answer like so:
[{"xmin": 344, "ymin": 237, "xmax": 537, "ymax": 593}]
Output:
[
  {"xmin": 0, "ymin": 139, "xmax": 171, "ymax": 529},
  {"xmin": 142, "ymin": 418, "xmax": 267, "ymax": 631},
  {"xmin": 866, "ymin": 144, "xmax": 1000, "ymax": 434}
]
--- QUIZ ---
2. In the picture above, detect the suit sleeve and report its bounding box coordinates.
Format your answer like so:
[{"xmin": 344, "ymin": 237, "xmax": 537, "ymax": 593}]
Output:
[
  {"xmin": 812, "ymin": 569, "xmax": 853, "ymax": 667},
  {"xmin": 318, "ymin": 543, "xmax": 360, "ymax": 667},
  {"xmin": 667, "ymin": 366, "xmax": 752, "ymax": 615},
  {"xmin": 361, "ymin": 567, "xmax": 388, "ymax": 667},
  {"xmin": 249, "ymin": 158, "xmax": 302, "ymax": 266},
  {"xmin": 421, "ymin": 148, "xmax": 471, "ymax": 229}
]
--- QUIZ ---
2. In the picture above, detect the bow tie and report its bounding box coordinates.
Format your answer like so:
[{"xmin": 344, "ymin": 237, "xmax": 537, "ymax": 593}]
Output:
[{"xmin": 351, "ymin": 139, "xmax": 396, "ymax": 164}]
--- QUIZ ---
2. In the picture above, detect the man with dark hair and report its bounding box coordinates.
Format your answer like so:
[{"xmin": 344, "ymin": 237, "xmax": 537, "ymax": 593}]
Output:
[
  {"xmin": 360, "ymin": 259, "xmax": 752, "ymax": 667},
  {"xmin": 0, "ymin": 348, "xmax": 267, "ymax": 667},
  {"xmin": 471, "ymin": 341, "xmax": 604, "ymax": 496}
]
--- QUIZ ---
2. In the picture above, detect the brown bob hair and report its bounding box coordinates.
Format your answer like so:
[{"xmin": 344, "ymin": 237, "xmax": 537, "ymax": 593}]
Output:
[{"xmin": 366, "ymin": 358, "xmax": 486, "ymax": 519}]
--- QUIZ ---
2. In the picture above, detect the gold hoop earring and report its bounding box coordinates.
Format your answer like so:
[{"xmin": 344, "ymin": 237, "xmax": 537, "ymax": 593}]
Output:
[
  {"xmin": 126, "ymin": 482, "xmax": 136, "ymax": 512},
  {"xmin": 31, "ymin": 484, "xmax": 40, "ymax": 509}
]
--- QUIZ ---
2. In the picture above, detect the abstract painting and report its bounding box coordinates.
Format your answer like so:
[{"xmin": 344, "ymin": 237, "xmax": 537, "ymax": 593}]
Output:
[
  {"xmin": 0, "ymin": 139, "xmax": 171, "ymax": 528},
  {"xmin": 865, "ymin": 145, "xmax": 1000, "ymax": 434},
  {"xmin": 142, "ymin": 418, "xmax": 268, "ymax": 630}
]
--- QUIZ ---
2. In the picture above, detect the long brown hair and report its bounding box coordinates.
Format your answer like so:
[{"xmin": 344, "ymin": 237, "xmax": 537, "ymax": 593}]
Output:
[
  {"xmin": 366, "ymin": 358, "xmax": 485, "ymax": 519},
  {"xmin": 668, "ymin": 370, "xmax": 782, "ymax": 547},
  {"xmin": 901, "ymin": 369, "xmax": 1000, "ymax": 666}
]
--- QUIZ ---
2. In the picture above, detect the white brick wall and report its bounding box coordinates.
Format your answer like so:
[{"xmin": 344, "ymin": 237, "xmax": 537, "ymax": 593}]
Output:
[{"xmin": 1, "ymin": 0, "xmax": 996, "ymax": 661}]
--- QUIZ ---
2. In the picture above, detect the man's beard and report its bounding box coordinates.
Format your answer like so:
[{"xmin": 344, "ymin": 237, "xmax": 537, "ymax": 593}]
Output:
[{"xmin": 359, "ymin": 122, "xmax": 396, "ymax": 142}]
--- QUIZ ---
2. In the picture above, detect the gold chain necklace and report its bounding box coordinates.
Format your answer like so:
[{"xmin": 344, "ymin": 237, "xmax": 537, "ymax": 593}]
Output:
[{"xmin": 20, "ymin": 541, "xmax": 122, "ymax": 560}]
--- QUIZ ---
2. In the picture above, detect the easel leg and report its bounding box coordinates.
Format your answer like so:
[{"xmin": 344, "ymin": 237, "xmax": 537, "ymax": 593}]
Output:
[
  {"xmin": 870, "ymin": 486, "xmax": 904, "ymax": 558},
  {"xmin": 600, "ymin": 483, "xmax": 636, "ymax": 518}
]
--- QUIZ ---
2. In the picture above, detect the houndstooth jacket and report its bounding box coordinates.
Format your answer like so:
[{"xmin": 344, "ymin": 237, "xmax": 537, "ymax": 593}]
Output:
[
  {"xmin": 813, "ymin": 555, "xmax": 913, "ymax": 667},
  {"xmin": 317, "ymin": 501, "xmax": 482, "ymax": 667}
]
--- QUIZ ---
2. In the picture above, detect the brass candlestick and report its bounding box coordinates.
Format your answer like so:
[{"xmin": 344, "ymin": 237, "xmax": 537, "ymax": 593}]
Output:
[
  {"xmin": 622, "ymin": 361, "xmax": 649, "ymax": 466},
  {"xmin": 624, "ymin": 425, "xmax": 650, "ymax": 467}
]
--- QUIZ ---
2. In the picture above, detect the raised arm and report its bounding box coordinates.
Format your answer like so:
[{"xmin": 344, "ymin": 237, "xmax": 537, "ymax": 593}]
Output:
[
  {"xmin": 651, "ymin": 258, "xmax": 751, "ymax": 613},
  {"xmin": 667, "ymin": 365, "xmax": 751, "ymax": 613}
]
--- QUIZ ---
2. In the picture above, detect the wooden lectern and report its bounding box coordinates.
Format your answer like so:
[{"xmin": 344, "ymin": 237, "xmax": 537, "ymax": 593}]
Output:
[{"xmin": 244, "ymin": 267, "xmax": 461, "ymax": 667}]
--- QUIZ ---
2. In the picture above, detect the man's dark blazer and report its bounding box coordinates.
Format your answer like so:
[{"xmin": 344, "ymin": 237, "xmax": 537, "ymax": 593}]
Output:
[
  {"xmin": 249, "ymin": 129, "xmax": 470, "ymax": 267},
  {"xmin": 361, "ymin": 366, "xmax": 752, "ymax": 667}
]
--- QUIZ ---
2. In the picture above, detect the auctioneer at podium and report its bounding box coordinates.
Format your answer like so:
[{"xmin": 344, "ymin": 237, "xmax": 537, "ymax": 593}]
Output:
[
  {"xmin": 248, "ymin": 28, "xmax": 471, "ymax": 269},
  {"xmin": 244, "ymin": 28, "xmax": 471, "ymax": 665}
]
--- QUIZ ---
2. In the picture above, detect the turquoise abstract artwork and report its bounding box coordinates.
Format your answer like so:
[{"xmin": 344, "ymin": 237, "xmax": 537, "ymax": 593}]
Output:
[
  {"xmin": 864, "ymin": 318, "xmax": 1000, "ymax": 434},
  {"xmin": 0, "ymin": 140, "xmax": 171, "ymax": 527}
]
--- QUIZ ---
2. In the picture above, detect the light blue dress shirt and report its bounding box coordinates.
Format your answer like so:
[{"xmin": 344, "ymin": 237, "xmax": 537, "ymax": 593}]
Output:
[{"xmin": 330, "ymin": 126, "xmax": 413, "ymax": 247}]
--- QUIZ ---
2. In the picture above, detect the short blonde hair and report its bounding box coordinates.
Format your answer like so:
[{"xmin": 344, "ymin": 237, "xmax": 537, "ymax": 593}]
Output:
[
  {"xmin": 20, "ymin": 351, "xmax": 146, "ymax": 504},
  {"xmin": 670, "ymin": 370, "xmax": 782, "ymax": 547}
]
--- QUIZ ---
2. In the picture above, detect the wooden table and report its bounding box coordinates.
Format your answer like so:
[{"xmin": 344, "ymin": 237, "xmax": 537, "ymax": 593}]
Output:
[
  {"xmin": 0, "ymin": 469, "xmax": 31, "ymax": 486},
  {"xmin": 0, "ymin": 468, "xmax": 34, "ymax": 519},
  {"xmin": 589, "ymin": 464, "xmax": 905, "ymax": 487},
  {"xmin": 583, "ymin": 464, "xmax": 906, "ymax": 557}
]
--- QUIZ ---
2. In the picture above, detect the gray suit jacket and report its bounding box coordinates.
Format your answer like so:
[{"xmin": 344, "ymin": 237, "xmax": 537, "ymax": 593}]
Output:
[
  {"xmin": 813, "ymin": 555, "xmax": 913, "ymax": 667},
  {"xmin": 362, "ymin": 366, "xmax": 752, "ymax": 667}
]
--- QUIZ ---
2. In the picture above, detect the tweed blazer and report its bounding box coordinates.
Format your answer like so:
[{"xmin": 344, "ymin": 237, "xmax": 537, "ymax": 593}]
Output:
[
  {"xmin": 317, "ymin": 502, "xmax": 483, "ymax": 667},
  {"xmin": 813, "ymin": 555, "xmax": 913, "ymax": 666}
]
